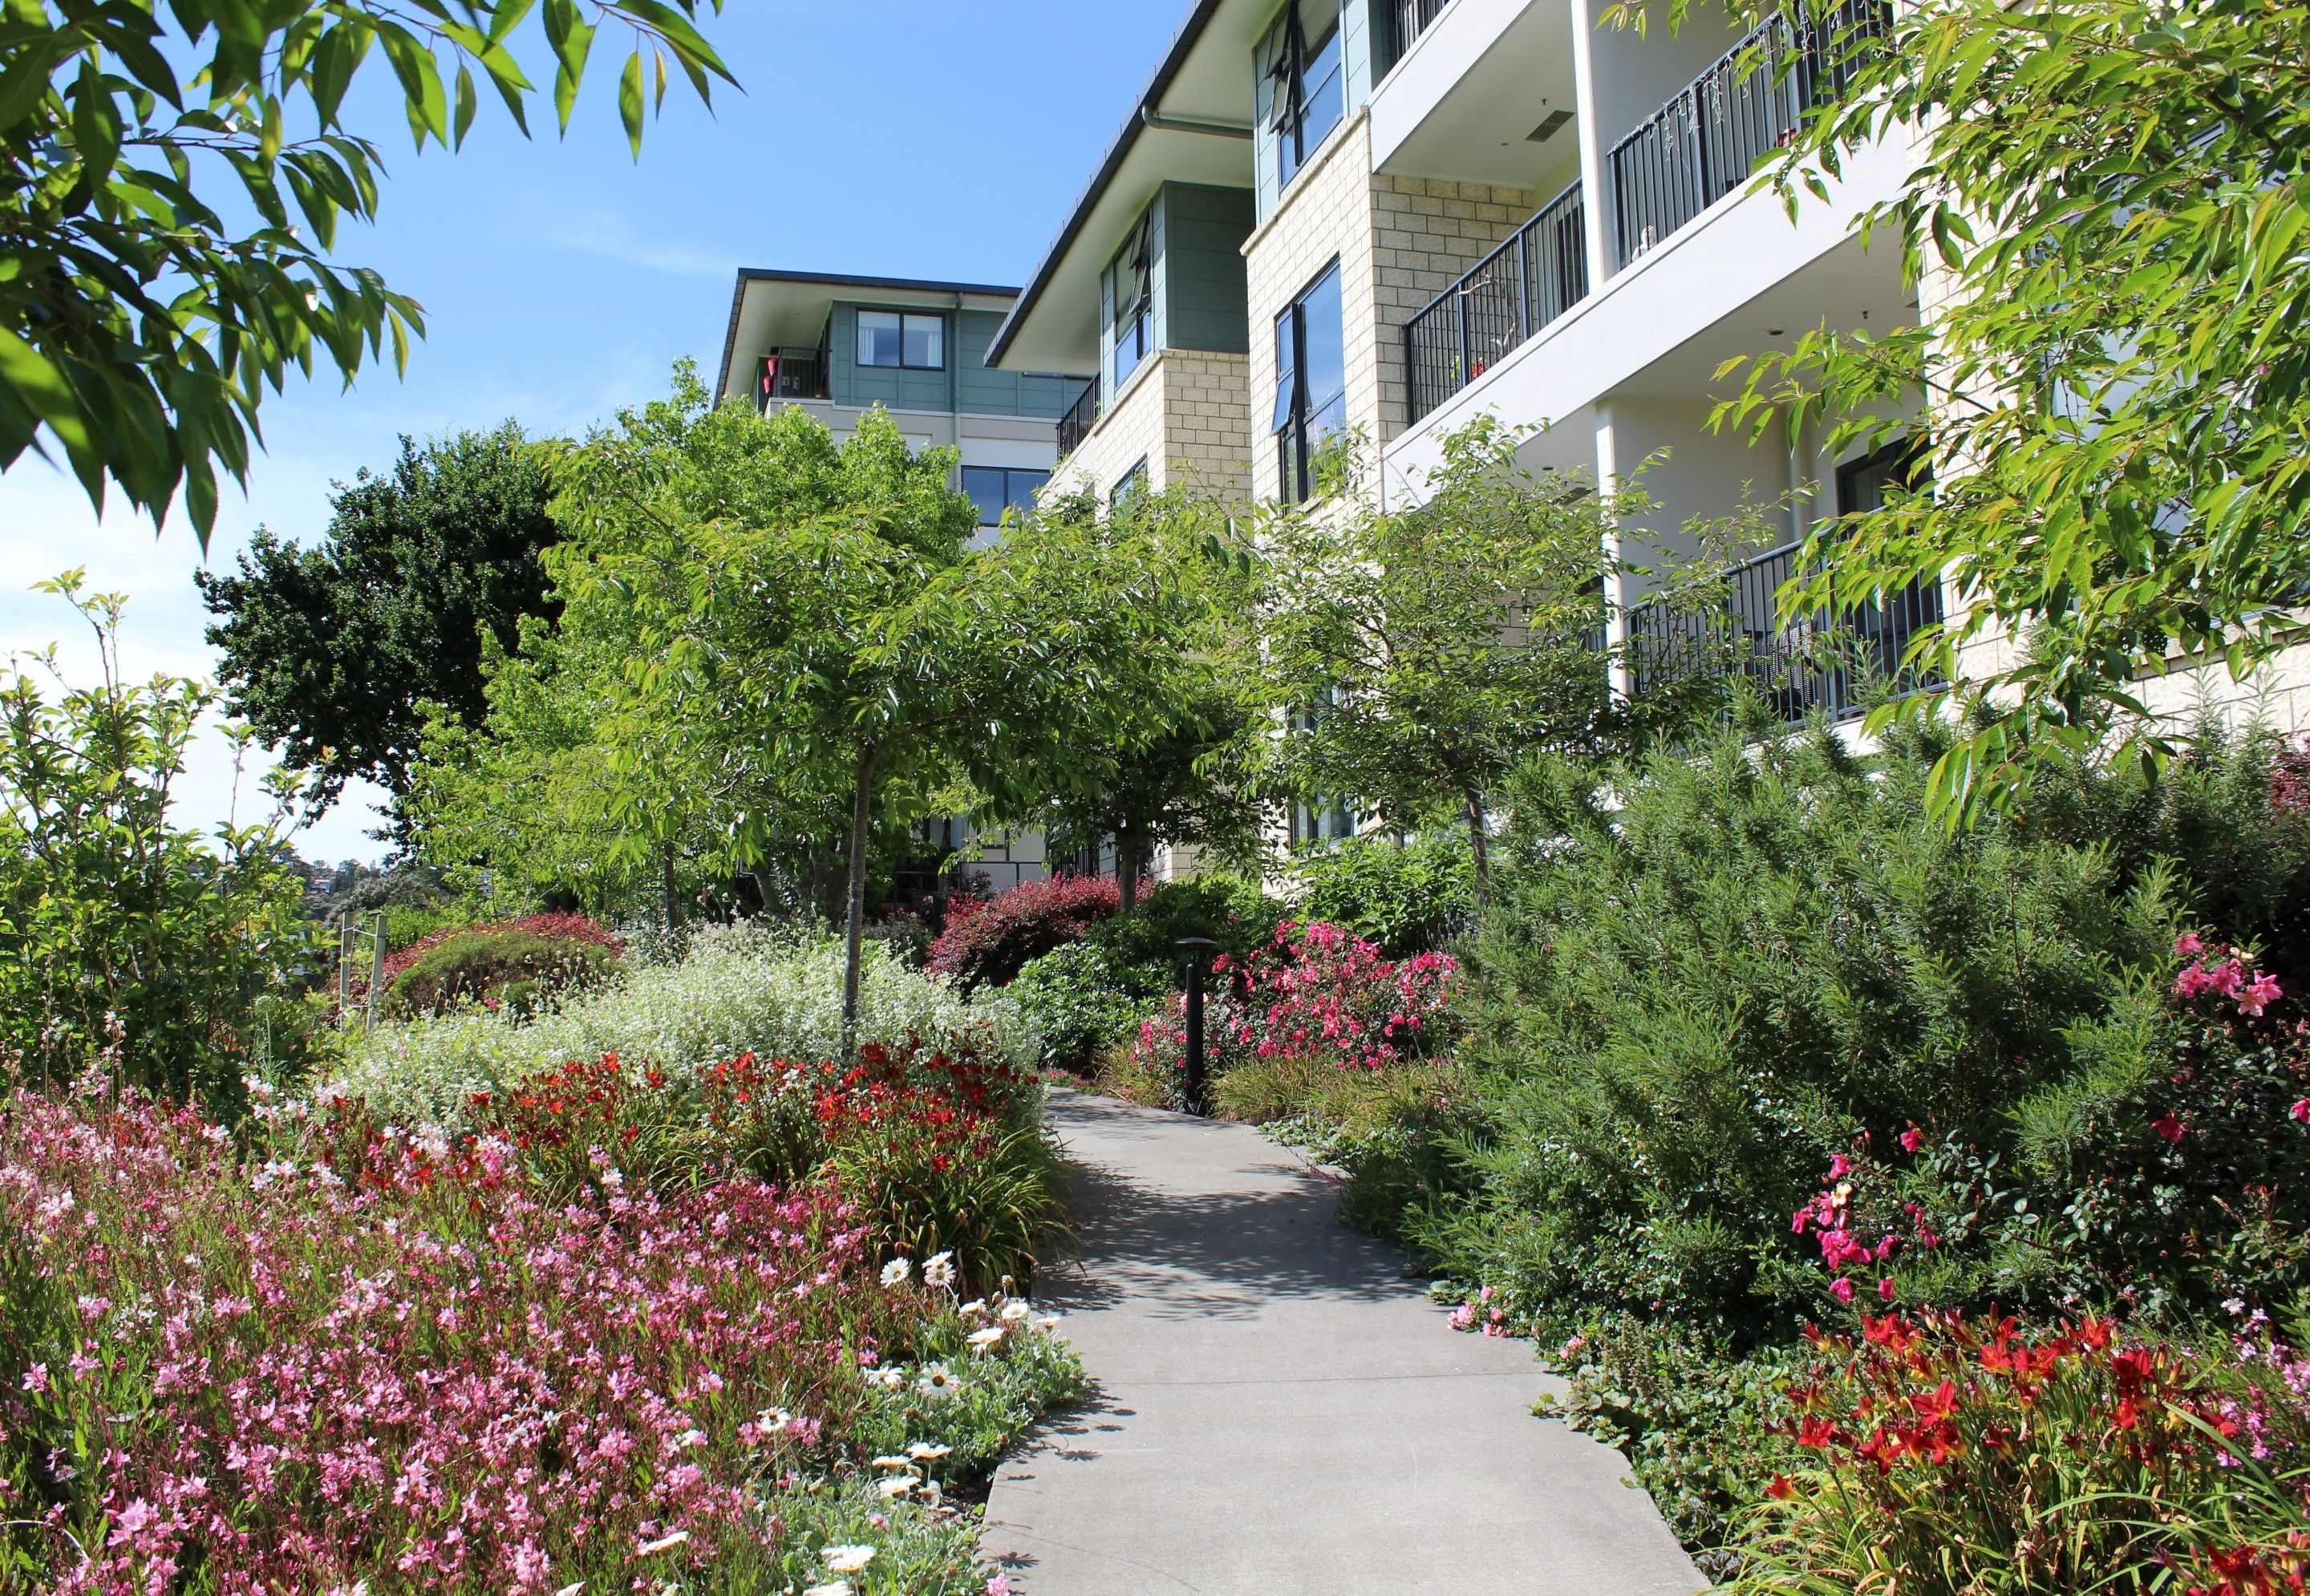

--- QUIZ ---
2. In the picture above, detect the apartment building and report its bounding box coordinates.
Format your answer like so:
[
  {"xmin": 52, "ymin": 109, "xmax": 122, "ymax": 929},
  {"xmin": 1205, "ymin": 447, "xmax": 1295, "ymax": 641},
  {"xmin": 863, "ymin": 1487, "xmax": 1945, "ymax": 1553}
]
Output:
[
  {"xmin": 713, "ymin": 269, "xmax": 1099, "ymax": 892},
  {"xmin": 991, "ymin": 0, "xmax": 1929, "ymax": 729}
]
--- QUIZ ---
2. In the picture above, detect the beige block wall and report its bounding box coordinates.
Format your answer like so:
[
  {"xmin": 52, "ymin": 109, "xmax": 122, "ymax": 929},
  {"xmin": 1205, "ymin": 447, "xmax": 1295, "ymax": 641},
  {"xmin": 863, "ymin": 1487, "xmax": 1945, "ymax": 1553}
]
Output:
[
  {"xmin": 1044, "ymin": 348, "xmax": 1254, "ymax": 506},
  {"xmin": 1243, "ymin": 112, "xmax": 1536, "ymax": 503}
]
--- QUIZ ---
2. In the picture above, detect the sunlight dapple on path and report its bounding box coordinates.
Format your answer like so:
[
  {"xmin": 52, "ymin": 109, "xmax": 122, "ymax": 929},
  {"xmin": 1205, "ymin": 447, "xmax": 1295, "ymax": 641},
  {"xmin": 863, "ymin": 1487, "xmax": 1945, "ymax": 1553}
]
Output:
[{"xmin": 980, "ymin": 1089, "xmax": 1706, "ymax": 1595}]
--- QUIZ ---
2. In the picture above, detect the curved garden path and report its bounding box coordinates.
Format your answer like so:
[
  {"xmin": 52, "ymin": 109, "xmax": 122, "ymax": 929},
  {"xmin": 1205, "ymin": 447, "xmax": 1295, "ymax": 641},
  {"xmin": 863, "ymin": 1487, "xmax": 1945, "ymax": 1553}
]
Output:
[{"xmin": 979, "ymin": 1089, "xmax": 1707, "ymax": 1595}]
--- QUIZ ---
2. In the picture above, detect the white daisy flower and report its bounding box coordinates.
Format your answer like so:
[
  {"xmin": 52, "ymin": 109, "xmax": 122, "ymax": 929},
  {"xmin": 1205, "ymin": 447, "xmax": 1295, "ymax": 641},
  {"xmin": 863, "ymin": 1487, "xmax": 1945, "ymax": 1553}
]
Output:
[
  {"xmin": 999, "ymin": 1302, "xmax": 1030, "ymax": 1323},
  {"xmin": 922, "ymin": 1251, "xmax": 957, "ymax": 1288},
  {"xmin": 820, "ymin": 1545, "xmax": 877, "ymax": 1574},
  {"xmin": 877, "ymin": 1475, "xmax": 917, "ymax": 1499},
  {"xmin": 637, "ymin": 1529, "xmax": 690, "ymax": 1556},
  {"xmin": 966, "ymin": 1326, "xmax": 1006, "ymax": 1351},
  {"xmin": 915, "ymin": 1363, "xmax": 960, "ymax": 1400},
  {"xmin": 870, "ymin": 1454, "xmax": 916, "ymax": 1472},
  {"xmin": 907, "ymin": 1441, "xmax": 953, "ymax": 1460},
  {"xmin": 880, "ymin": 1258, "xmax": 912, "ymax": 1287},
  {"xmin": 804, "ymin": 1582, "xmax": 853, "ymax": 1596}
]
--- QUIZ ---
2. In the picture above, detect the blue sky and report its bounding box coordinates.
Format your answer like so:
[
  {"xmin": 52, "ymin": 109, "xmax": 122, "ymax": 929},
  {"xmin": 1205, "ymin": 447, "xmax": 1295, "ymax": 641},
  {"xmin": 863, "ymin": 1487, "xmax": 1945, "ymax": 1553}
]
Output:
[{"xmin": 0, "ymin": 0, "xmax": 1180, "ymax": 864}]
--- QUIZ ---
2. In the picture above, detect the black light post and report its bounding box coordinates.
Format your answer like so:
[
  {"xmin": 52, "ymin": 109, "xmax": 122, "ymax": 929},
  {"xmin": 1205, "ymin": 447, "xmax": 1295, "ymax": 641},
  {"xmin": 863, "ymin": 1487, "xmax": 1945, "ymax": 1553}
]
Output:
[{"xmin": 1175, "ymin": 937, "xmax": 1218, "ymax": 1116}]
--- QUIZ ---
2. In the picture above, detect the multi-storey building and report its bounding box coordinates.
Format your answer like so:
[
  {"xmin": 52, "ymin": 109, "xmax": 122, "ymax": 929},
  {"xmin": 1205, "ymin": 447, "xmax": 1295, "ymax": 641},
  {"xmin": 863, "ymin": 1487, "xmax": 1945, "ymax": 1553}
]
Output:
[
  {"xmin": 713, "ymin": 269, "xmax": 1099, "ymax": 893},
  {"xmin": 991, "ymin": 0, "xmax": 1925, "ymax": 737},
  {"xmin": 997, "ymin": 0, "xmax": 2310, "ymax": 760}
]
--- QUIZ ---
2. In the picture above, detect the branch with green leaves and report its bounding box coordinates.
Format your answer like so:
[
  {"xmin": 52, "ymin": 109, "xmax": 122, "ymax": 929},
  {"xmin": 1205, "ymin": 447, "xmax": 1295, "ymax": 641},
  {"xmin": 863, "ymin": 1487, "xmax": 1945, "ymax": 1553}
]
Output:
[{"xmin": 0, "ymin": 0, "xmax": 735, "ymax": 542}]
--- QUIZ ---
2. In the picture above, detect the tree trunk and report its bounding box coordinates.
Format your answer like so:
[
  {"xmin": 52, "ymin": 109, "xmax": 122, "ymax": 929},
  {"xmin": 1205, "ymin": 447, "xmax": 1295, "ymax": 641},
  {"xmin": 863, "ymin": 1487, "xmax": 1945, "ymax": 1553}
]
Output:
[
  {"xmin": 841, "ymin": 742, "xmax": 879, "ymax": 1060},
  {"xmin": 1464, "ymin": 787, "xmax": 1491, "ymax": 904},
  {"xmin": 662, "ymin": 844, "xmax": 680, "ymax": 935},
  {"xmin": 1116, "ymin": 824, "xmax": 1141, "ymax": 915}
]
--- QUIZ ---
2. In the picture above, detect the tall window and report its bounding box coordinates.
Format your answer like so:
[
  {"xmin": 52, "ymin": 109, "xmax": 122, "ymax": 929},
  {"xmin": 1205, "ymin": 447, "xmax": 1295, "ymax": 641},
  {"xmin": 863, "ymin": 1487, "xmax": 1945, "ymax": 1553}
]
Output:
[
  {"xmin": 857, "ymin": 310, "xmax": 945, "ymax": 370},
  {"xmin": 1265, "ymin": 6, "xmax": 1345, "ymax": 191},
  {"xmin": 1111, "ymin": 458, "xmax": 1150, "ymax": 508},
  {"xmin": 1273, "ymin": 261, "xmax": 1346, "ymax": 503},
  {"xmin": 961, "ymin": 465, "xmax": 1050, "ymax": 529},
  {"xmin": 1107, "ymin": 215, "xmax": 1155, "ymax": 391}
]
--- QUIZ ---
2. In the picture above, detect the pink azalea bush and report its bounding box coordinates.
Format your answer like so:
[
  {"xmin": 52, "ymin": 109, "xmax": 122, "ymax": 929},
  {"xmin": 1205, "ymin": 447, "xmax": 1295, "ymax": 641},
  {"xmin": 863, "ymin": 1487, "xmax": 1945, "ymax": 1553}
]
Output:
[
  {"xmin": 1122, "ymin": 920, "xmax": 1461, "ymax": 1104},
  {"xmin": 0, "ymin": 1080, "xmax": 1076, "ymax": 1592}
]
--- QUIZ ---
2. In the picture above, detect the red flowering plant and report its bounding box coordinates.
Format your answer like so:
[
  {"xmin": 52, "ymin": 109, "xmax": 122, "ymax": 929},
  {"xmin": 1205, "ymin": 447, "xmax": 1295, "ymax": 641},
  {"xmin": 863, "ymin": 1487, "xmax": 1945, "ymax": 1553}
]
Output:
[
  {"xmin": 1783, "ymin": 931, "xmax": 2310, "ymax": 1323},
  {"xmin": 926, "ymin": 875, "xmax": 1121, "ymax": 994},
  {"xmin": 1121, "ymin": 919, "xmax": 1461, "ymax": 1107},
  {"xmin": 437, "ymin": 1034, "xmax": 1056, "ymax": 1290},
  {"xmin": 1728, "ymin": 1310, "xmax": 2310, "ymax": 1596}
]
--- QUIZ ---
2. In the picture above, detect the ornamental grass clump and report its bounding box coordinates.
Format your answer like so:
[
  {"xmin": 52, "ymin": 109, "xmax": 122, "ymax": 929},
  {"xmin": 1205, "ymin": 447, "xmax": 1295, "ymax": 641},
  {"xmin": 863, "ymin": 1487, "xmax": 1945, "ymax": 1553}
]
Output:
[{"xmin": 0, "ymin": 1080, "xmax": 1080, "ymax": 1593}]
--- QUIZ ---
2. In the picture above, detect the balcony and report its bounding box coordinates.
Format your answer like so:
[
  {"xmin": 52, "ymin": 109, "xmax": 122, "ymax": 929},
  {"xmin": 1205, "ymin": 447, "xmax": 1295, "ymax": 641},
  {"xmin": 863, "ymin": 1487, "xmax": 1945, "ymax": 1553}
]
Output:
[
  {"xmin": 1626, "ymin": 537, "xmax": 1944, "ymax": 725},
  {"xmin": 1056, "ymin": 375, "xmax": 1101, "ymax": 459},
  {"xmin": 1392, "ymin": 0, "xmax": 1451, "ymax": 59},
  {"xmin": 1404, "ymin": 180, "xmax": 1587, "ymax": 424},
  {"xmin": 1607, "ymin": 0, "xmax": 1887, "ymax": 269},
  {"xmin": 754, "ymin": 347, "xmax": 828, "ymax": 410}
]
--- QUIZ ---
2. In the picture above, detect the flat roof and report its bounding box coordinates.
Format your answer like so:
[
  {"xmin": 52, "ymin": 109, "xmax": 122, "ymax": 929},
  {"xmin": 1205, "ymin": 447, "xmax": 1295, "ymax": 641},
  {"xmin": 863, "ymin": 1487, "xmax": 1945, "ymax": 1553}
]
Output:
[{"xmin": 714, "ymin": 270, "xmax": 1025, "ymax": 401}]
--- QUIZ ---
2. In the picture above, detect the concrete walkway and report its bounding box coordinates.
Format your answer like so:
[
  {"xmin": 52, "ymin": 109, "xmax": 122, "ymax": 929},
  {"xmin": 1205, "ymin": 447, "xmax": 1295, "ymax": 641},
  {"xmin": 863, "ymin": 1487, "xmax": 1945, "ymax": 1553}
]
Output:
[{"xmin": 979, "ymin": 1090, "xmax": 1706, "ymax": 1596}]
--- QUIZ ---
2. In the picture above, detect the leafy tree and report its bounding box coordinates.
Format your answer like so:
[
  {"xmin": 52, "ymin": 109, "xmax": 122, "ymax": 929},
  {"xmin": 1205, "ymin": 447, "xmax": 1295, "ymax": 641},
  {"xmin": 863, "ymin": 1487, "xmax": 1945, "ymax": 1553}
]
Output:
[
  {"xmin": 1001, "ymin": 488, "xmax": 1264, "ymax": 913},
  {"xmin": 0, "ymin": 0, "xmax": 731, "ymax": 540},
  {"xmin": 540, "ymin": 367, "xmax": 1198, "ymax": 1049},
  {"xmin": 1712, "ymin": 0, "xmax": 2310, "ymax": 817},
  {"xmin": 1252, "ymin": 418, "xmax": 1719, "ymax": 894},
  {"xmin": 0, "ymin": 573, "xmax": 315, "ymax": 1108},
  {"xmin": 197, "ymin": 425, "xmax": 560, "ymax": 833}
]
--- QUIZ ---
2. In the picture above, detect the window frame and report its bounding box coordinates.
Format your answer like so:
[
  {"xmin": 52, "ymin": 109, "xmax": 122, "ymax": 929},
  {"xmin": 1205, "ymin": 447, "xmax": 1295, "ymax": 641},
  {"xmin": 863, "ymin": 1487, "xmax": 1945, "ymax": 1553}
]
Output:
[
  {"xmin": 1110, "ymin": 457, "xmax": 1150, "ymax": 509},
  {"xmin": 959, "ymin": 464, "xmax": 1052, "ymax": 529},
  {"xmin": 855, "ymin": 309, "xmax": 948, "ymax": 371},
  {"xmin": 1266, "ymin": 5, "xmax": 1347, "ymax": 192},
  {"xmin": 1108, "ymin": 213, "xmax": 1157, "ymax": 392},
  {"xmin": 1273, "ymin": 259, "xmax": 1347, "ymax": 503}
]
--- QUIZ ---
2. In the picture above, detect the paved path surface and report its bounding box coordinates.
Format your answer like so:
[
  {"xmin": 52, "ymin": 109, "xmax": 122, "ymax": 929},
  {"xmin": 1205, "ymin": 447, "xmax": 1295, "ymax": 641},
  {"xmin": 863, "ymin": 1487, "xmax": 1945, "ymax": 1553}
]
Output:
[{"xmin": 979, "ymin": 1090, "xmax": 1706, "ymax": 1596}]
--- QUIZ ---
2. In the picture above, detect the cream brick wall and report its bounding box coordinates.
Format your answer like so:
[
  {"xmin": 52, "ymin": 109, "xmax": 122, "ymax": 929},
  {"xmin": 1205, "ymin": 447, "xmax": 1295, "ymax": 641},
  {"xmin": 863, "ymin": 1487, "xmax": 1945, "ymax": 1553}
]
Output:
[
  {"xmin": 1042, "ymin": 347, "xmax": 1254, "ymax": 506},
  {"xmin": 1242, "ymin": 112, "xmax": 1535, "ymax": 503}
]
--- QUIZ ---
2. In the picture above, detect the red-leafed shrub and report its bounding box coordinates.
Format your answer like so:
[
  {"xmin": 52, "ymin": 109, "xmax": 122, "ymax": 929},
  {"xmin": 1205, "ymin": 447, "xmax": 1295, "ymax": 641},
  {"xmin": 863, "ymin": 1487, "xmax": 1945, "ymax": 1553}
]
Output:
[
  {"xmin": 926, "ymin": 876, "xmax": 1121, "ymax": 994},
  {"xmin": 1728, "ymin": 1310, "xmax": 2310, "ymax": 1595},
  {"xmin": 373, "ymin": 910, "xmax": 623, "ymax": 994}
]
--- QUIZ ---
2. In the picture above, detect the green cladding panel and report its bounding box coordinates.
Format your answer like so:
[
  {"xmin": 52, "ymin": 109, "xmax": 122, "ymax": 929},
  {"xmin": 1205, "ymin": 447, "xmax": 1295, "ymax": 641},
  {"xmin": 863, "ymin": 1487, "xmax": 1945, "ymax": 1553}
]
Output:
[
  {"xmin": 1159, "ymin": 184, "xmax": 1254, "ymax": 354},
  {"xmin": 829, "ymin": 303, "xmax": 1080, "ymax": 419}
]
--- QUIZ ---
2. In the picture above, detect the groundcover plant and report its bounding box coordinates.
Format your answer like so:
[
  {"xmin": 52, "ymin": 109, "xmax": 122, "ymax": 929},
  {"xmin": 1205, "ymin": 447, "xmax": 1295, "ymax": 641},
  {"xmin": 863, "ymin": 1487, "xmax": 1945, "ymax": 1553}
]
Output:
[{"xmin": 0, "ymin": 1051, "xmax": 1077, "ymax": 1590}]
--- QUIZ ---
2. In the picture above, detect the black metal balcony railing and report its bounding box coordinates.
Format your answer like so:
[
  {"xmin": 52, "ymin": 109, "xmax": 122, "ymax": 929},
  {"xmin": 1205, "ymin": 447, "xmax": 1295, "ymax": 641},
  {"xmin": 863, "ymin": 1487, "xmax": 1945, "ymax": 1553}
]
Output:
[
  {"xmin": 754, "ymin": 347, "xmax": 828, "ymax": 410},
  {"xmin": 1607, "ymin": 0, "xmax": 1888, "ymax": 269},
  {"xmin": 1392, "ymin": 0, "xmax": 1450, "ymax": 59},
  {"xmin": 1626, "ymin": 537, "xmax": 1945, "ymax": 725},
  {"xmin": 1403, "ymin": 180, "xmax": 1588, "ymax": 424},
  {"xmin": 1056, "ymin": 375, "xmax": 1100, "ymax": 460}
]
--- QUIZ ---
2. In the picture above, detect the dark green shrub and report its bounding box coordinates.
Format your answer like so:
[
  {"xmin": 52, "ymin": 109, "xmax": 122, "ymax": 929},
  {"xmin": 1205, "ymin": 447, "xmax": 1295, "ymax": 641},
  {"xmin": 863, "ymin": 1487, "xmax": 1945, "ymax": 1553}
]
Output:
[
  {"xmin": 1084, "ymin": 874, "xmax": 1284, "ymax": 968},
  {"xmin": 383, "ymin": 929, "xmax": 618, "ymax": 1018},
  {"xmin": 1391, "ymin": 718, "xmax": 2310, "ymax": 1343},
  {"xmin": 1291, "ymin": 831, "xmax": 1476, "ymax": 954},
  {"xmin": 1007, "ymin": 943, "xmax": 1163, "ymax": 1075}
]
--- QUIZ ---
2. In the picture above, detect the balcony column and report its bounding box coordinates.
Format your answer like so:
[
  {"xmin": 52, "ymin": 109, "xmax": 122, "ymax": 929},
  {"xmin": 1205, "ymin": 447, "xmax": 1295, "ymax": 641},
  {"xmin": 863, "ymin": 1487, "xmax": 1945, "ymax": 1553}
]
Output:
[
  {"xmin": 1596, "ymin": 402, "xmax": 1635, "ymax": 701},
  {"xmin": 1567, "ymin": 0, "xmax": 1613, "ymax": 291}
]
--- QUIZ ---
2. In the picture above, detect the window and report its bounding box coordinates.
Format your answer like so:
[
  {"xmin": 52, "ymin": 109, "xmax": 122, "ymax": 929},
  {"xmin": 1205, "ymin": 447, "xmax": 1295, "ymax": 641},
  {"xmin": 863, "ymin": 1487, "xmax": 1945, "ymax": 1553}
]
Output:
[
  {"xmin": 1107, "ymin": 215, "xmax": 1155, "ymax": 391},
  {"xmin": 1291, "ymin": 798, "xmax": 1359, "ymax": 847},
  {"xmin": 961, "ymin": 465, "xmax": 1050, "ymax": 529},
  {"xmin": 1111, "ymin": 458, "xmax": 1149, "ymax": 508},
  {"xmin": 1265, "ymin": 6, "xmax": 1346, "ymax": 192},
  {"xmin": 1273, "ymin": 261, "xmax": 1346, "ymax": 502},
  {"xmin": 857, "ymin": 310, "xmax": 945, "ymax": 370}
]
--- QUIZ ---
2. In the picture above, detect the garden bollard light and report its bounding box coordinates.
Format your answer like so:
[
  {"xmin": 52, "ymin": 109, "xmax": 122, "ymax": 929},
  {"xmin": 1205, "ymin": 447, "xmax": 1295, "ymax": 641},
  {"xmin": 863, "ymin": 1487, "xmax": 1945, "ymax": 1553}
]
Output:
[{"xmin": 1175, "ymin": 937, "xmax": 1218, "ymax": 1116}]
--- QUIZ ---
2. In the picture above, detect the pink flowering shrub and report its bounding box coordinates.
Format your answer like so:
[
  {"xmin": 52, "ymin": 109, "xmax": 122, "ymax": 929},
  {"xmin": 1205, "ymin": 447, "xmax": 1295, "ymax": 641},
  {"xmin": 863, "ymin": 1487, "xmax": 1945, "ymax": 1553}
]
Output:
[
  {"xmin": 1121, "ymin": 920, "xmax": 1461, "ymax": 1105},
  {"xmin": 0, "ymin": 1083, "xmax": 1071, "ymax": 1591},
  {"xmin": 1779, "ymin": 932, "xmax": 2310, "ymax": 1322}
]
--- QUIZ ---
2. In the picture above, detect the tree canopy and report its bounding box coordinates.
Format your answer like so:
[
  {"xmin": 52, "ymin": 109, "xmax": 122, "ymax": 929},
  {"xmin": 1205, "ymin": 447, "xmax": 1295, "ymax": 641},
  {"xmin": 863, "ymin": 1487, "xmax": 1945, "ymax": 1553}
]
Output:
[
  {"xmin": 1712, "ymin": 0, "xmax": 2310, "ymax": 817},
  {"xmin": 197, "ymin": 424, "xmax": 561, "ymax": 835},
  {"xmin": 0, "ymin": 0, "xmax": 731, "ymax": 541}
]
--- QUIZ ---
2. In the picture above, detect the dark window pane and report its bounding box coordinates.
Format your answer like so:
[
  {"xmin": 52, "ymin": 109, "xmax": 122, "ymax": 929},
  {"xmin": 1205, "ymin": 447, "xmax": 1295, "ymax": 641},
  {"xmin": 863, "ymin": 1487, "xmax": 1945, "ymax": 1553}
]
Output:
[
  {"xmin": 961, "ymin": 466, "xmax": 1007, "ymax": 526},
  {"xmin": 1008, "ymin": 469, "xmax": 1049, "ymax": 512},
  {"xmin": 1302, "ymin": 265, "xmax": 1345, "ymax": 417},
  {"xmin": 857, "ymin": 311, "xmax": 903, "ymax": 368}
]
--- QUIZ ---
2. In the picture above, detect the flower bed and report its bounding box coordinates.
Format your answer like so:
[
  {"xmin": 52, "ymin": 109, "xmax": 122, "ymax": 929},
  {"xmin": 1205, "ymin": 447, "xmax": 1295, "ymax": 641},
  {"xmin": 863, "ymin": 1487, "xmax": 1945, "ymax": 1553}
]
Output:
[{"xmin": 0, "ymin": 1081, "xmax": 1080, "ymax": 1593}]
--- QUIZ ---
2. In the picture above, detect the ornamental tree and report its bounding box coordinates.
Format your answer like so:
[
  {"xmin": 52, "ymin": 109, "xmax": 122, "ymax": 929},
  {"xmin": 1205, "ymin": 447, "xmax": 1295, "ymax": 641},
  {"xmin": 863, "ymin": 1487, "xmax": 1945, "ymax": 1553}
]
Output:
[
  {"xmin": 1251, "ymin": 417, "xmax": 1720, "ymax": 895},
  {"xmin": 539, "ymin": 367, "xmax": 1204, "ymax": 1051},
  {"xmin": 1711, "ymin": 0, "xmax": 2310, "ymax": 819},
  {"xmin": 197, "ymin": 425, "xmax": 561, "ymax": 836},
  {"xmin": 0, "ymin": 0, "xmax": 731, "ymax": 541}
]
